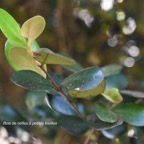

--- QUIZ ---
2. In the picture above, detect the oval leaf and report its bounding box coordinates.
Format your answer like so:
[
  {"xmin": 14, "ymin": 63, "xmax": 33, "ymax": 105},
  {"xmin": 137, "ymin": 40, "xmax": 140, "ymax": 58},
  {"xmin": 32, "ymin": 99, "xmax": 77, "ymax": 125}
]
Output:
[
  {"xmin": 11, "ymin": 70, "xmax": 56, "ymax": 94},
  {"xmin": 87, "ymin": 114, "xmax": 123, "ymax": 130},
  {"xmin": 95, "ymin": 102, "xmax": 118, "ymax": 123},
  {"xmin": 114, "ymin": 103, "xmax": 144, "ymax": 126},
  {"xmin": 10, "ymin": 47, "xmax": 45, "ymax": 77},
  {"xmin": 0, "ymin": 9, "xmax": 26, "ymax": 47},
  {"xmin": 101, "ymin": 64, "xmax": 123, "ymax": 77},
  {"xmin": 21, "ymin": 15, "xmax": 45, "ymax": 45},
  {"xmin": 34, "ymin": 48, "xmax": 75, "ymax": 65},
  {"xmin": 102, "ymin": 88, "xmax": 123, "ymax": 104},
  {"xmin": 46, "ymin": 94, "xmax": 84, "ymax": 116},
  {"xmin": 58, "ymin": 116, "xmax": 89, "ymax": 135},
  {"xmin": 61, "ymin": 66, "xmax": 105, "ymax": 98}
]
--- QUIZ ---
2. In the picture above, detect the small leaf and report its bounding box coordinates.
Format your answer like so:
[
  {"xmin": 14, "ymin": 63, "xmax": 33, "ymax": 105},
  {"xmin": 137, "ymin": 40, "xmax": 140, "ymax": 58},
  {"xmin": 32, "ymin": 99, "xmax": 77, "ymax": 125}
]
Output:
[
  {"xmin": 46, "ymin": 94, "xmax": 84, "ymax": 116},
  {"xmin": 105, "ymin": 74, "xmax": 128, "ymax": 90},
  {"xmin": 34, "ymin": 48, "xmax": 75, "ymax": 65},
  {"xmin": 58, "ymin": 116, "xmax": 89, "ymax": 135},
  {"xmin": 120, "ymin": 90, "xmax": 144, "ymax": 98},
  {"xmin": 61, "ymin": 66, "xmax": 105, "ymax": 98},
  {"xmin": 101, "ymin": 64, "xmax": 123, "ymax": 77},
  {"xmin": 87, "ymin": 114, "xmax": 123, "ymax": 130},
  {"xmin": 11, "ymin": 70, "xmax": 56, "ymax": 94},
  {"xmin": 102, "ymin": 88, "xmax": 123, "ymax": 104},
  {"xmin": 10, "ymin": 47, "xmax": 45, "ymax": 77},
  {"xmin": 95, "ymin": 102, "xmax": 118, "ymax": 123},
  {"xmin": 114, "ymin": 103, "xmax": 144, "ymax": 126},
  {"xmin": 21, "ymin": 15, "xmax": 45, "ymax": 45},
  {"xmin": 0, "ymin": 9, "xmax": 26, "ymax": 47}
]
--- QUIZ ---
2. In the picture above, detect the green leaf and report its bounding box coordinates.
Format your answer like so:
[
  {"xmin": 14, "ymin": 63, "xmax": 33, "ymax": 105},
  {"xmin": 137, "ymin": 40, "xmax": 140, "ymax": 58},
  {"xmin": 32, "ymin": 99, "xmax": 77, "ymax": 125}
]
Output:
[
  {"xmin": 101, "ymin": 64, "xmax": 123, "ymax": 77},
  {"xmin": 34, "ymin": 48, "xmax": 75, "ymax": 65},
  {"xmin": 11, "ymin": 70, "xmax": 56, "ymax": 94},
  {"xmin": 61, "ymin": 66, "xmax": 105, "ymax": 98},
  {"xmin": 46, "ymin": 94, "xmax": 84, "ymax": 116},
  {"xmin": 120, "ymin": 90, "xmax": 144, "ymax": 98},
  {"xmin": 95, "ymin": 102, "xmax": 118, "ymax": 123},
  {"xmin": 21, "ymin": 15, "xmax": 45, "ymax": 45},
  {"xmin": 0, "ymin": 8, "xmax": 26, "ymax": 47},
  {"xmin": 10, "ymin": 47, "xmax": 45, "ymax": 77},
  {"xmin": 58, "ymin": 116, "xmax": 89, "ymax": 135},
  {"xmin": 30, "ymin": 40, "xmax": 40, "ymax": 52},
  {"xmin": 105, "ymin": 74, "xmax": 128, "ymax": 90},
  {"xmin": 26, "ymin": 91, "xmax": 47, "ymax": 110},
  {"xmin": 5, "ymin": 40, "xmax": 21, "ymax": 70},
  {"xmin": 114, "ymin": 103, "xmax": 144, "ymax": 126},
  {"xmin": 87, "ymin": 114, "xmax": 123, "ymax": 130},
  {"xmin": 102, "ymin": 88, "xmax": 123, "ymax": 104}
]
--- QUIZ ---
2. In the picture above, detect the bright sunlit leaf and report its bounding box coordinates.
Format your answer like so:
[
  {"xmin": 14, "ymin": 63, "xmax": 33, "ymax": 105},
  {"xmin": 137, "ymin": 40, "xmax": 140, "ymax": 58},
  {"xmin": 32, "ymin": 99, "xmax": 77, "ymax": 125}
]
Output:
[
  {"xmin": 21, "ymin": 15, "xmax": 45, "ymax": 45},
  {"xmin": 10, "ymin": 47, "xmax": 45, "ymax": 77},
  {"xmin": 34, "ymin": 48, "xmax": 75, "ymax": 65},
  {"xmin": 0, "ymin": 8, "xmax": 26, "ymax": 47},
  {"xmin": 102, "ymin": 88, "xmax": 123, "ymax": 104}
]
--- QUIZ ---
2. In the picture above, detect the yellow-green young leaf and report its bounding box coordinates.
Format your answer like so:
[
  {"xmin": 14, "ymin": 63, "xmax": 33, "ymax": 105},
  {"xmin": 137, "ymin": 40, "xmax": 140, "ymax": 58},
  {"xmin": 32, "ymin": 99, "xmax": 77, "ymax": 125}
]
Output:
[
  {"xmin": 10, "ymin": 47, "xmax": 45, "ymax": 77},
  {"xmin": 34, "ymin": 48, "xmax": 75, "ymax": 65},
  {"xmin": 0, "ymin": 9, "xmax": 27, "ymax": 47},
  {"xmin": 21, "ymin": 15, "xmax": 45, "ymax": 45},
  {"xmin": 102, "ymin": 88, "xmax": 123, "ymax": 104},
  {"xmin": 68, "ymin": 80, "xmax": 105, "ymax": 98}
]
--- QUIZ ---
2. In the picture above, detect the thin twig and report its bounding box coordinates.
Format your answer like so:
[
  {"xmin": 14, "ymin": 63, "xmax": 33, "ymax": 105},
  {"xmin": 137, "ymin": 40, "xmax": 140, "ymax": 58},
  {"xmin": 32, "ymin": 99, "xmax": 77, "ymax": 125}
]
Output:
[{"xmin": 84, "ymin": 128, "xmax": 95, "ymax": 144}]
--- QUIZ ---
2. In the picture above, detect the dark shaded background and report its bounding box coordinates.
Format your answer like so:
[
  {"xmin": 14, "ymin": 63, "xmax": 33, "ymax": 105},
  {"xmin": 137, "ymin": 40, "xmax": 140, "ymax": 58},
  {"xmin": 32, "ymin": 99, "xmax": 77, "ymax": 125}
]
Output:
[{"xmin": 0, "ymin": 0, "xmax": 144, "ymax": 143}]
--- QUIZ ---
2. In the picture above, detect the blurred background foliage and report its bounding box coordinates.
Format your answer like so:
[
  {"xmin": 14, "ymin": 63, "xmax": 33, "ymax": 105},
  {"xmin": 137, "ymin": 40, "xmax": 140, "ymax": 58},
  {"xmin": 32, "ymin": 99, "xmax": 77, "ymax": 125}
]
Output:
[{"xmin": 0, "ymin": 0, "xmax": 144, "ymax": 143}]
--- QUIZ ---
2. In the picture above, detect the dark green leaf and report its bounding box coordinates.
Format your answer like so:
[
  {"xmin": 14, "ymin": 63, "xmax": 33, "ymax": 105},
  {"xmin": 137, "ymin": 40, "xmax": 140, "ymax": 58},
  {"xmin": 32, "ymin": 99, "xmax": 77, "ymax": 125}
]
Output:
[
  {"xmin": 114, "ymin": 103, "xmax": 144, "ymax": 126},
  {"xmin": 95, "ymin": 102, "xmax": 118, "ymax": 123},
  {"xmin": 87, "ymin": 114, "xmax": 123, "ymax": 130},
  {"xmin": 101, "ymin": 64, "xmax": 123, "ymax": 77},
  {"xmin": 58, "ymin": 116, "xmax": 89, "ymax": 135},
  {"xmin": 105, "ymin": 74, "xmax": 128, "ymax": 90},
  {"xmin": 61, "ymin": 66, "xmax": 105, "ymax": 98},
  {"xmin": 11, "ymin": 70, "xmax": 56, "ymax": 94}
]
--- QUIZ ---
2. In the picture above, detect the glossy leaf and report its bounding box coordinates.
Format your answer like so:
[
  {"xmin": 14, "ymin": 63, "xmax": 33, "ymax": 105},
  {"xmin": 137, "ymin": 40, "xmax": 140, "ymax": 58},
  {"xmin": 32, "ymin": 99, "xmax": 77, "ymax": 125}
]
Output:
[
  {"xmin": 120, "ymin": 90, "xmax": 144, "ymax": 98},
  {"xmin": 10, "ymin": 47, "xmax": 45, "ymax": 77},
  {"xmin": 61, "ymin": 66, "xmax": 105, "ymax": 98},
  {"xmin": 26, "ymin": 91, "xmax": 47, "ymax": 110},
  {"xmin": 46, "ymin": 94, "xmax": 84, "ymax": 116},
  {"xmin": 101, "ymin": 64, "xmax": 123, "ymax": 77},
  {"xmin": 21, "ymin": 15, "xmax": 45, "ymax": 45},
  {"xmin": 34, "ymin": 48, "xmax": 75, "ymax": 65},
  {"xmin": 0, "ymin": 8, "xmax": 26, "ymax": 47},
  {"xmin": 95, "ymin": 102, "xmax": 118, "ymax": 123},
  {"xmin": 105, "ymin": 74, "xmax": 128, "ymax": 90},
  {"xmin": 11, "ymin": 70, "xmax": 56, "ymax": 94},
  {"xmin": 58, "ymin": 116, "xmax": 89, "ymax": 135},
  {"xmin": 87, "ymin": 114, "xmax": 123, "ymax": 130},
  {"xmin": 102, "ymin": 88, "xmax": 123, "ymax": 104},
  {"xmin": 114, "ymin": 103, "xmax": 144, "ymax": 126}
]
